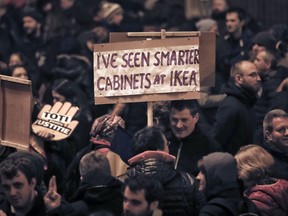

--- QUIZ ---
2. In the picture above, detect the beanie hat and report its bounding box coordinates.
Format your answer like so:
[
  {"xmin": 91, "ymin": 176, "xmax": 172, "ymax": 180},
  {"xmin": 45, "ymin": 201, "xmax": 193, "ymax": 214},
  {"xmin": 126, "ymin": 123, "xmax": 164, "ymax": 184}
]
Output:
[
  {"xmin": 22, "ymin": 9, "xmax": 43, "ymax": 23},
  {"xmin": 99, "ymin": 1, "xmax": 123, "ymax": 23},
  {"xmin": 253, "ymin": 31, "xmax": 277, "ymax": 52},
  {"xmin": 196, "ymin": 18, "xmax": 217, "ymax": 32},
  {"xmin": 90, "ymin": 114, "xmax": 125, "ymax": 143}
]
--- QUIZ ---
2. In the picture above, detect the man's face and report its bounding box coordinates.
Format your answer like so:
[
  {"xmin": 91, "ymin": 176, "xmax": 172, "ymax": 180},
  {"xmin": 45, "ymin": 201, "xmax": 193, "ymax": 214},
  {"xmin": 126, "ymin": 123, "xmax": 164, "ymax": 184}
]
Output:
[
  {"xmin": 170, "ymin": 107, "xmax": 199, "ymax": 139},
  {"xmin": 123, "ymin": 187, "xmax": 153, "ymax": 216},
  {"xmin": 60, "ymin": 0, "xmax": 75, "ymax": 9},
  {"xmin": 266, "ymin": 117, "xmax": 288, "ymax": 153},
  {"xmin": 226, "ymin": 12, "xmax": 243, "ymax": 34},
  {"xmin": 238, "ymin": 62, "xmax": 261, "ymax": 93},
  {"xmin": 196, "ymin": 171, "xmax": 206, "ymax": 191},
  {"xmin": 1, "ymin": 171, "xmax": 36, "ymax": 211},
  {"xmin": 253, "ymin": 51, "xmax": 270, "ymax": 72},
  {"xmin": 252, "ymin": 44, "xmax": 267, "ymax": 57},
  {"xmin": 109, "ymin": 11, "xmax": 123, "ymax": 25},
  {"xmin": 23, "ymin": 16, "xmax": 39, "ymax": 35},
  {"xmin": 212, "ymin": 0, "xmax": 227, "ymax": 13}
]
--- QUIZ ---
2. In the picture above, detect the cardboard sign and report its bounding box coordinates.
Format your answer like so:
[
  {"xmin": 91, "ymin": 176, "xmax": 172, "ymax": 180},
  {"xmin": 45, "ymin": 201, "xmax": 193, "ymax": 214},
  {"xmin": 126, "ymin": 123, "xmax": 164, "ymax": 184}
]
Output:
[
  {"xmin": 32, "ymin": 102, "xmax": 79, "ymax": 141},
  {"xmin": 95, "ymin": 44, "xmax": 200, "ymax": 97},
  {"xmin": 0, "ymin": 75, "xmax": 32, "ymax": 150},
  {"xmin": 94, "ymin": 37, "xmax": 202, "ymax": 104}
]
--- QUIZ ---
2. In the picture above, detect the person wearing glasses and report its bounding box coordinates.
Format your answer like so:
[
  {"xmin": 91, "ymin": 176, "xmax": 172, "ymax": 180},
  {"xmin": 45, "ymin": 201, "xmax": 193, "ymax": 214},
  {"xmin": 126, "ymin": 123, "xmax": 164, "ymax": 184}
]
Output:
[{"xmin": 212, "ymin": 60, "xmax": 261, "ymax": 155}]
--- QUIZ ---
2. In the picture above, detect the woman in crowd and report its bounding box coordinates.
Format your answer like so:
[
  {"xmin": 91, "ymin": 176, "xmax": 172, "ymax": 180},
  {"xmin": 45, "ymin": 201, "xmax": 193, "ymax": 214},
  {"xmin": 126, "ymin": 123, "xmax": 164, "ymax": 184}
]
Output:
[{"xmin": 235, "ymin": 144, "xmax": 288, "ymax": 216}]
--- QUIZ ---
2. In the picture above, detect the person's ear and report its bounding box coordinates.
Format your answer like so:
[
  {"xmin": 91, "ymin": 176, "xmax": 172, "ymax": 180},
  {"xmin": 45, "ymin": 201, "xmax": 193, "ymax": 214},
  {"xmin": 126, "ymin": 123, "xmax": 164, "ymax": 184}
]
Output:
[
  {"xmin": 194, "ymin": 112, "xmax": 200, "ymax": 123},
  {"xmin": 266, "ymin": 130, "xmax": 272, "ymax": 142},
  {"xmin": 30, "ymin": 177, "xmax": 37, "ymax": 189},
  {"xmin": 234, "ymin": 74, "xmax": 243, "ymax": 84},
  {"xmin": 149, "ymin": 200, "xmax": 159, "ymax": 211},
  {"xmin": 240, "ymin": 19, "xmax": 245, "ymax": 27}
]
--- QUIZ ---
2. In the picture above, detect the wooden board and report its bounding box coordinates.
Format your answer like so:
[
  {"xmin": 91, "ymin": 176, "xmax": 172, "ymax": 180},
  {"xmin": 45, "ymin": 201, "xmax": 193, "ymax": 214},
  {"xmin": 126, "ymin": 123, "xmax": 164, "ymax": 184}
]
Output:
[
  {"xmin": 0, "ymin": 75, "xmax": 32, "ymax": 150},
  {"xmin": 93, "ymin": 32, "xmax": 216, "ymax": 104}
]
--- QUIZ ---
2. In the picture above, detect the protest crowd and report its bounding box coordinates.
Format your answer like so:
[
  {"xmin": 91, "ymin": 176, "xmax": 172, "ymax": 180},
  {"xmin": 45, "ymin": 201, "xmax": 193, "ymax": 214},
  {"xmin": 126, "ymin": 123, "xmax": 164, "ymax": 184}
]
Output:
[{"xmin": 0, "ymin": 0, "xmax": 288, "ymax": 215}]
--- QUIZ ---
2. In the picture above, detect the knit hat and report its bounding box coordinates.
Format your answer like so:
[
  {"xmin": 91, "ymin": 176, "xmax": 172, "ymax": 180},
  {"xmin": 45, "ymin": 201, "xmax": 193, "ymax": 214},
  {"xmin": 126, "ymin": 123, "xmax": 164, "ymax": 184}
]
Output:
[
  {"xmin": 253, "ymin": 31, "xmax": 277, "ymax": 52},
  {"xmin": 22, "ymin": 9, "xmax": 43, "ymax": 23},
  {"xmin": 99, "ymin": 1, "xmax": 123, "ymax": 23},
  {"xmin": 90, "ymin": 114, "xmax": 125, "ymax": 143},
  {"xmin": 196, "ymin": 18, "xmax": 217, "ymax": 32}
]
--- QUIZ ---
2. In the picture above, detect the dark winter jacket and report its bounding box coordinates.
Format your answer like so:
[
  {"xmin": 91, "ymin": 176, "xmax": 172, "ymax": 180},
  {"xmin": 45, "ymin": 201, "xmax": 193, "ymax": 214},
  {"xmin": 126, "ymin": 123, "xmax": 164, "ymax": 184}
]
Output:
[
  {"xmin": 261, "ymin": 141, "xmax": 288, "ymax": 180},
  {"xmin": 212, "ymin": 79, "xmax": 258, "ymax": 154},
  {"xmin": 49, "ymin": 171, "xmax": 123, "ymax": 216},
  {"xmin": 127, "ymin": 151, "xmax": 206, "ymax": 216},
  {"xmin": 169, "ymin": 125, "xmax": 221, "ymax": 176},
  {"xmin": 253, "ymin": 66, "xmax": 288, "ymax": 128},
  {"xmin": 199, "ymin": 152, "xmax": 243, "ymax": 216},
  {"xmin": 245, "ymin": 179, "xmax": 288, "ymax": 216},
  {"xmin": 0, "ymin": 189, "xmax": 46, "ymax": 216}
]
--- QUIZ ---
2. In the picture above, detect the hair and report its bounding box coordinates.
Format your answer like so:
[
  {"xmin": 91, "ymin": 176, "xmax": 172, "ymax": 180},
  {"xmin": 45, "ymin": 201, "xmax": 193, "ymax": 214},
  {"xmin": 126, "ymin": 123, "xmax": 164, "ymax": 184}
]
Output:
[
  {"xmin": 0, "ymin": 157, "xmax": 36, "ymax": 183},
  {"xmin": 132, "ymin": 127, "xmax": 165, "ymax": 156},
  {"xmin": 263, "ymin": 109, "xmax": 288, "ymax": 134},
  {"xmin": 123, "ymin": 174, "xmax": 163, "ymax": 205},
  {"xmin": 235, "ymin": 144, "xmax": 275, "ymax": 186},
  {"xmin": 259, "ymin": 50, "xmax": 277, "ymax": 70},
  {"xmin": 7, "ymin": 64, "xmax": 30, "ymax": 79},
  {"xmin": 52, "ymin": 78, "xmax": 88, "ymax": 108},
  {"xmin": 226, "ymin": 7, "xmax": 246, "ymax": 22},
  {"xmin": 79, "ymin": 151, "xmax": 111, "ymax": 179},
  {"xmin": 169, "ymin": 99, "xmax": 199, "ymax": 116},
  {"xmin": 7, "ymin": 151, "xmax": 44, "ymax": 186},
  {"xmin": 8, "ymin": 52, "xmax": 27, "ymax": 66},
  {"xmin": 230, "ymin": 60, "xmax": 251, "ymax": 77}
]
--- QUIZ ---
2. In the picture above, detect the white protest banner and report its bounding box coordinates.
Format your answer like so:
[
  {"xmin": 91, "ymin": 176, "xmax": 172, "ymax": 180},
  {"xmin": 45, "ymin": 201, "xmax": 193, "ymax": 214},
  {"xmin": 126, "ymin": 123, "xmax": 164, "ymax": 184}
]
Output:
[
  {"xmin": 32, "ymin": 102, "xmax": 79, "ymax": 141},
  {"xmin": 94, "ymin": 37, "xmax": 201, "ymax": 104},
  {"xmin": 95, "ymin": 45, "xmax": 199, "ymax": 97}
]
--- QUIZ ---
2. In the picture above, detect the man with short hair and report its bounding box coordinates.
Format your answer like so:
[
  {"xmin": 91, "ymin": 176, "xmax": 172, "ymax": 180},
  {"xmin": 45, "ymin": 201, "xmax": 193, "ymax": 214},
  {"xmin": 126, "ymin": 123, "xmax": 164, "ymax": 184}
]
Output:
[
  {"xmin": 128, "ymin": 126, "xmax": 206, "ymax": 216},
  {"xmin": 122, "ymin": 174, "xmax": 163, "ymax": 216},
  {"xmin": 0, "ymin": 157, "xmax": 46, "ymax": 216},
  {"xmin": 262, "ymin": 109, "xmax": 288, "ymax": 180},
  {"xmin": 168, "ymin": 100, "xmax": 220, "ymax": 176},
  {"xmin": 217, "ymin": 7, "xmax": 255, "ymax": 83},
  {"xmin": 212, "ymin": 60, "xmax": 261, "ymax": 154},
  {"xmin": 252, "ymin": 50, "xmax": 280, "ymax": 144}
]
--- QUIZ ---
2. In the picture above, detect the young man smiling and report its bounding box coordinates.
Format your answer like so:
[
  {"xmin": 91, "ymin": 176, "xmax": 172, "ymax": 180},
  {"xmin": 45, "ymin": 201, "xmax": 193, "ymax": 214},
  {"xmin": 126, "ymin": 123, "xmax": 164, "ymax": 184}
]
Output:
[
  {"xmin": 0, "ymin": 157, "xmax": 46, "ymax": 216},
  {"xmin": 168, "ymin": 100, "xmax": 220, "ymax": 176}
]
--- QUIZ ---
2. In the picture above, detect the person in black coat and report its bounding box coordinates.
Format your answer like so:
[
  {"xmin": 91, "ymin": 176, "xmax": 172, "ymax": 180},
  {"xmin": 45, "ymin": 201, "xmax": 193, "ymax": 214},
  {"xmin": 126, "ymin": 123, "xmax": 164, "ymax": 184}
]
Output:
[
  {"xmin": 212, "ymin": 60, "xmax": 261, "ymax": 154},
  {"xmin": 196, "ymin": 152, "xmax": 244, "ymax": 216},
  {"xmin": 45, "ymin": 152, "xmax": 123, "ymax": 216},
  {"xmin": 168, "ymin": 99, "xmax": 221, "ymax": 176},
  {"xmin": 261, "ymin": 109, "xmax": 288, "ymax": 180},
  {"xmin": 127, "ymin": 126, "xmax": 206, "ymax": 216}
]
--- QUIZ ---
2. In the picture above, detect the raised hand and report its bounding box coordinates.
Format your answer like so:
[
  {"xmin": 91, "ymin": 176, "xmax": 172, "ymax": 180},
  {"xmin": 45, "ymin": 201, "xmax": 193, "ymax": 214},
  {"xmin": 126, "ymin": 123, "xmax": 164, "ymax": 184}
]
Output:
[
  {"xmin": 0, "ymin": 210, "xmax": 7, "ymax": 216},
  {"xmin": 32, "ymin": 102, "xmax": 79, "ymax": 141},
  {"xmin": 44, "ymin": 176, "xmax": 61, "ymax": 211}
]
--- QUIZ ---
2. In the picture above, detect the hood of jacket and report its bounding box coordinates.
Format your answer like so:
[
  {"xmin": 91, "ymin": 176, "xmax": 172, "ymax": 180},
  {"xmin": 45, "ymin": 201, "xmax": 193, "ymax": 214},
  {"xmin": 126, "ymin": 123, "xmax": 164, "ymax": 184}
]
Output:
[
  {"xmin": 127, "ymin": 151, "xmax": 178, "ymax": 184},
  {"xmin": 71, "ymin": 171, "xmax": 123, "ymax": 202},
  {"xmin": 202, "ymin": 152, "xmax": 239, "ymax": 198},
  {"xmin": 221, "ymin": 79, "xmax": 258, "ymax": 106}
]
